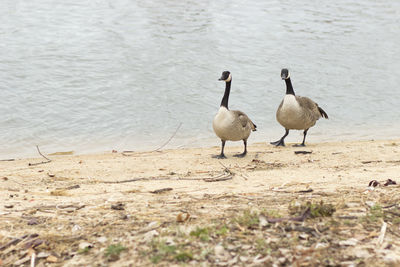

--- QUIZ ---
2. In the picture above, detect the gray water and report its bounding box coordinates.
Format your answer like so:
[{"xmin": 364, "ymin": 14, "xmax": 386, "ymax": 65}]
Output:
[{"xmin": 1, "ymin": 0, "xmax": 400, "ymax": 158}]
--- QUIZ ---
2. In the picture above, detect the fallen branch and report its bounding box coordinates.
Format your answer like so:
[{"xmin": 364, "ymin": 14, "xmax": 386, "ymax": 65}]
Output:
[
  {"xmin": 102, "ymin": 177, "xmax": 168, "ymax": 184},
  {"xmin": 0, "ymin": 234, "xmax": 38, "ymax": 251},
  {"xmin": 362, "ymin": 160, "xmax": 382, "ymax": 164},
  {"xmin": 203, "ymin": 175, "xmax": 233, "ymax": 182},
  {"xmin": 294, "ymin": 151, "xmax": 312, "ymax": 155},
  {"xmin": 20, "ymin": 204, "xmax": 85, "ymax": 212},
  {"xmin": 101, "ymin": 165, "xmax": 233, "ymax": 183},
  {"xmin": 376, "ymin": 221, "xmax": 387, "ymax": 247},
  {"xmin": 383, "ymin": 203, "xmax": 398, "ymax": 209},
  {"xmin": 297, "ymin": 188, "xmax": 313, "ymax": 193},
  {"xmin": 30, "ymin": 251, "xmax": 36, "ymax": 267},
  {"xmin": 0, "ymin": 158, "xmax": 15, "ymax": 161},
  {"xmin": 153, "ymin": 122, "xmax": 182, "ymax": 151},
  {"xmin": 101, "ymin": 173, "xmax": 233, "ymax": 184},
  {"xmin": 150, "ymin": 188, "xmax": 173, "ymax": 194},
  {"xmin": 55, "ymin": 185, "xmax": 80, "ymax": 190},
  {"xmin": 28, "ymin": 146, "xmax": 51, "ymax": 166},
  {"xmin": 218, "ymin": 161, "xmax": 233, "ymax": 174}
]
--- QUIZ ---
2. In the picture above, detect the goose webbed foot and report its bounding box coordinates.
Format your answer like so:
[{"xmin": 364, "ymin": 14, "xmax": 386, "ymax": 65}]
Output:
[
  {"xmin": 234, "ymin": 140, "xmax": 248, "ymax": 157},
  {"xmin": 233, "ymin": 152, "xmax": 246, "ymax": 158},
  {"xmin": 213, "ymin": 140, "xmax": 227, "ymax": 159},
  {"xmin": 270, "ymin": 140, "xmax": 285, "ymax": 146},
  {"xmin": 212, "ymin": 153, "xmax": 227, "ymax": 159},
  {"xmin": 293, "ymin": 143, "xmax": 306, "ymax": 147},
  {"xmin": 271, "ymin": 129, "xmax": 289, "ymax": 147}
]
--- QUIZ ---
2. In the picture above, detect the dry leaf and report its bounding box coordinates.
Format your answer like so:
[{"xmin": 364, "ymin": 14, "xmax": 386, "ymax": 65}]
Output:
[
  {"xmin": 176, "ymin": 212, "xmax": 190, "ymax": 223},
  {"xmin": 46, "ymin": 255, "xmax": 58, "ymax": 263},
  {"xmin": 50, "ymin": 190, "xmax": 68, "ymax": 196}
]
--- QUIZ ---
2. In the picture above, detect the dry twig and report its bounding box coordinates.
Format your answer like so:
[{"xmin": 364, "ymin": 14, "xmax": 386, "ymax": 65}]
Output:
[
  {"xmin": 150, "ymin": 188, "xmax": 173, "ymax": 194},
  {"xmin": 376, "ymin": 221, "xmax": 387, "ymax": 247},
  {"xmin": 153, "ymin": 122, "xmax": 182, "ymax": 151},
  {"xmin": 28, "ymin": 146, "xmax": 51, "ymax": 166}
]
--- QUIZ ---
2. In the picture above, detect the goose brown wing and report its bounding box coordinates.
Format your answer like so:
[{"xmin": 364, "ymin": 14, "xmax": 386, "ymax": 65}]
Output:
[
  {"xmin": 232, "ymin": 110, "xmax": 257, "ymax": 131},
  {"xmin": 296, "ymin": 96, "xmax": 322, "ymax": 120}
]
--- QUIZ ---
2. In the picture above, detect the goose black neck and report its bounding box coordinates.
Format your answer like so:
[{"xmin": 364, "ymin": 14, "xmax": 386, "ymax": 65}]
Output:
[
  {"xmin": 220, "ymin": 81, "xmax": 231, "ymax": 109},
  {"xmin": 285, "ymin": 78, "xmax": 295, "ymax": 95}
]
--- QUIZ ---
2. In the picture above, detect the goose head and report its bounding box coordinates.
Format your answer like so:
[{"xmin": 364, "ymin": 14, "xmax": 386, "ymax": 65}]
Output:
[
  {"xmin": 281, "ymin": 68, "xmax": 290, "ymax": 80},
  {"xmin": 219, "ymin": 71, "xmax": 232, "ymax": 82}
]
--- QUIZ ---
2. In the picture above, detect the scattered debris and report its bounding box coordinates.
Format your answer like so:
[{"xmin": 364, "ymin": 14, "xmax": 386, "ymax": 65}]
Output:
[
  {"xmin": 50, "ymin": 190, "xmax": 68, "ymax": 196},
  {"xmin": 362, "ymin": 160, "xmax": 382, "ymax": 164},
  {"xmin": 294, "ymin": 151, "xmax": 312, "ymax": 155},
  {"xmin": 376, "ymin": 222, "xmax": 387, "ymax": 247},
  {"xmin": 28, "ymin": 145, "xmax": 52, "ymax": 166},
  {"xmin": 384, "ymin": 179, "xmax": 397, "ymax": 186},
  {"xmin": 247, "ymin": 159, "xmax": 286, "ymax": 170},
  {"xmin": 79, "ymin": 242, "xmax": 94, "ymax": 250},
  {"xmin": 176, "ymin": 212, "xmax": 190, "ymax": 223},
  {"xmin": 27, "ymin": 218, "xmax": 39, "ymax": 225},
  {"xmin": 111, "ymin": 203, "xmax": 125, "ymax": 210},
  {"xmin": 369, "ymin": 180, "xmax": 380, "ymax": 187},
  {"xmin": 289, "ymin": 201, "xmax": 335, "ymax": 218},
  {"xmin": 339, "ymin": 238, "xmax": 358, "ymax": 246},
  {"xmin": 150, "ymin": 188, "xmax": 173, "ymax": 194},
  {"xmin": 46, "ymin": 255, "xmax": 58, "ymax": 263},
  {"xmin": 297, "ymin": 188, "xmax": 313, "ymax": 193},
  {"xmin": 368, "ymin": 179, "xmax": 397, "ymax": 187},
  {"xmin": 57, "ymin": 184, "xmax": 80, "ymax": 190},
  {"xmin": 203, "ymin": 175, "xmax": 233, "ymax": 182}
]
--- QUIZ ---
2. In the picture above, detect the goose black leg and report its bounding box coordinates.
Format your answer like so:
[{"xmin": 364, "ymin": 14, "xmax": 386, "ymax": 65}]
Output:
[
  {"xmin": 213, "ymin": 140, "xmax": 227, "ymax": 159},
  {"xmin": 293, "ymin": 129, "xmax": 308, "ymax": 147},
  {"xmin": 234, "ymin": 139, "xmax": 247, "ymax": 158},
  {"xmin": 270, "ymin": 129, "xmax": 289, "ymax": 146}
]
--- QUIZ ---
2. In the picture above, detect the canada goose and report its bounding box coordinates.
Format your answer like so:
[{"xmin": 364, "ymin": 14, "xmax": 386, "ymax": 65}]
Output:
[
  {"xmin": 270, "ymin": 68, "xmax": 328, "ymax": 147},
  {"xmin": 212, "ymin": 71, "xmax": 257, "ymax": 158}
]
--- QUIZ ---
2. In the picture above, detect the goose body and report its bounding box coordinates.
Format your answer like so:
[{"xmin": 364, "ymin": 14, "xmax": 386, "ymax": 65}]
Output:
[
  {"xmin": 277, "ymin": 95, "xmax": 322, "ymax": 130},
  {"xmin": 212, "ymin": 71, "xmax": 256, "ymax": 158},
  {"xmin": 213, "ymin": 107, "xmax": 254, "ymax": 142},
  {"xmin": 271, "ymin": 69, "xmax": 328, "ymax": 147}
]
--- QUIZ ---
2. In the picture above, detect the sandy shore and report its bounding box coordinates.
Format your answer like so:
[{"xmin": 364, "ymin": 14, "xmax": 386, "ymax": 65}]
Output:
[{"xmin": 1, "ymin": 139, "xmax": 400, "ymax": 266}]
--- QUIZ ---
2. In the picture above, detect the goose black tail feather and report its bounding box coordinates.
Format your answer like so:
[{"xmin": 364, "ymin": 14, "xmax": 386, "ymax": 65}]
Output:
[
  {"xmin": 252, "ymin": 122, "xmax": 257, "ymax": 131},
  {"xmin": 318, "ymin": 107, "xmax": 329, "ymax": 119}
]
